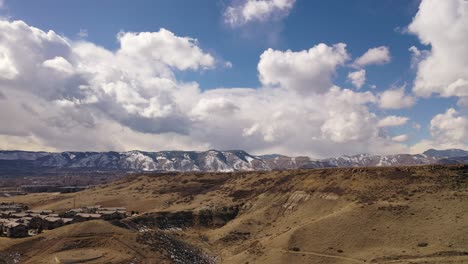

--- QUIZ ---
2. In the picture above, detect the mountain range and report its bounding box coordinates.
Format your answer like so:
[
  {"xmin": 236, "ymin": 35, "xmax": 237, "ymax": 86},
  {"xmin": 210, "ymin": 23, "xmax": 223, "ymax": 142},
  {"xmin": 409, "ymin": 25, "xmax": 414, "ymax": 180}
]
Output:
[{"xmin": 0, "ymin": 148, "xmax": 467, "ymax": 176}]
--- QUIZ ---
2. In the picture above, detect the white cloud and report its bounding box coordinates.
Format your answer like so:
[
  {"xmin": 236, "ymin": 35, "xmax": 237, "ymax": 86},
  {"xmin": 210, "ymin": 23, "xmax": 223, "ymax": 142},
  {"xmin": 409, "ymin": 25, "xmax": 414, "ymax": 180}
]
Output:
[
  {"xmin": 408, "ymin": 46, "xmax": 429, "ymax": 69},
  {"xmin": 0, "ymin": 49, "xmax": 18, "ymax": 79},
  {"xmin": 117, "ymin": 28, "xmax": 215, "ymax": 71},
  {"xmin": 411, "ymin": 108, "xmax": 468, "ymax": 153},
  {"xmin": 224, "ymin": 0, "xmax": 296, "ymax": 27},
  {"xmin": 353, "ymin": 46, "xmax": 391, "ymax": 68},
  {"xmin": 379, "ymin": 86, "xmax": 416, "ymax": 109},
  {"xmin": 430, "ymin": 108, "xmax": 468, "ymax": 145},
  {"xmin": 407, "ymin": 0, "xmax": 468, "ymax": 154},
  {"xmin": 377, "ymin": 115, "xmax": 409, "ymax": 127},
  {"xmin": 0, "ymin": 20, "xmax": 215, "ymax": 135},
  {"xmin": 258, "ymin": 43, "xmax": 349, "ymax": 94},
  {"xmin": 408, "ymin": 0, "xmax": 468, "ymax": 100},
  {"xmin": 392, "ymin": 134, "xmax": 408, "ymax": 142},
  {"xmin": 347, "ymin": 69, "xmax": 366, "ymax": 89},
  {"xmin": 189, "ymin": 85, "xmax": 389, "ymax": 157},
  {"xmin": 42, "ymin": 56, "xmax": 74, "ymax": 74},
  {"xmin": 320, "ymin": 87, "xmax": 377, "ymax": 143},
  {"xmin": 191, "ymin": 97, "xmax": 239, "ymax": 117},
  {"xmin": 0, "ymin": 20, "xmax": 410, "ymax": 158}
]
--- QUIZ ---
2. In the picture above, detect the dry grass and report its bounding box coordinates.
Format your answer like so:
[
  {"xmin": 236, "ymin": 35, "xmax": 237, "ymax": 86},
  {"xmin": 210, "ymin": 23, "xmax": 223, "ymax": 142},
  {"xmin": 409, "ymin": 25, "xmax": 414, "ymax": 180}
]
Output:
[{"xmin": 0, "ymin": 165, "xmax": 466, "ymax": 263}]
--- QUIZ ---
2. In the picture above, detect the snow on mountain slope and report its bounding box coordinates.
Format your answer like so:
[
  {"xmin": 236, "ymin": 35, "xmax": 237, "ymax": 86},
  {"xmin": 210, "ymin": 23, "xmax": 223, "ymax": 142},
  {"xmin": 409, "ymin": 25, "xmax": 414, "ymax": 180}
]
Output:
[
  {"xmin": 423, "ymin": 149, "xmax": 468, "ymax": 158},
  {"xmin": 120, "ymin": 151, "xmax": 157, "ymax": 171},
  {"xmin": 0, "ymin": 149, "xmax": 465, "ymax": 173}
]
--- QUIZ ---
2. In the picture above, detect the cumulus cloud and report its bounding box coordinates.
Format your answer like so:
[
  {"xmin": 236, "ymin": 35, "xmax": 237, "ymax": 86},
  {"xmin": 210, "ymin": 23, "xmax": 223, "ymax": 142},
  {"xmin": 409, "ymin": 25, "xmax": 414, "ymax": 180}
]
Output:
[
  {"xmin": 392, "ymin": 134, "xmax": 409, "ymax": 142},
  {"xmin": 353, "ymin": 46, "xmax": 391, "ymax": 68},
  {"xmin": 258, "ymin": 43, "xmax": 349, "ymax": 95},
  {"xmin": 319, "ymin": 87, "xmax": 377, "ymax": 143},
  {"xmin": 430, "ymin": 108, "xmax": 467, "ymax": 145},
  {"xmin": 117, "ymin": 29, "xmax": 215, "ymax": 71},
  {"xmin": 406, "ymin": 0, "xmax": 468, "ymax": 153},
  {"xmin": 0, "ymin": 50, "xmax": 18, "ymax": 79},
  {"xmin": 0, "ymin": 21, "xmax": 214, "ymax": 135},
  {"xmin": 347, "ymin": 69, "xmax": 366, "ymax": 89},
  {"xmin": 379, "ymin": 86, "xmax": 416, "ymax": 109},
  {"xmin": 411, "ymin": 108, "xmax": 468, "ymax": 153},
  {"xmin": 408, "ymin": 0, "xmax": 468, "ymax": 110},
  {"xmin": 377, "ymin": 115, "xmax": 410, "ymax": 127},
  {"xmin": 188, "ymin": 85, "xmax": 388, "ymax": 157},
  {"xmin": 42, "ymin": 56, "xmax": 74, "ymax": 74},
  {"xmin": 224, "ymin": 0, "xmax": 296, "ymax": 27},
  {"xmin": 0, "ymin": 20, "xmax": 410, "ymax": 158},
  {"xmin": 408, "ymin": 46, "xmax": 429, "ymax": 69}
]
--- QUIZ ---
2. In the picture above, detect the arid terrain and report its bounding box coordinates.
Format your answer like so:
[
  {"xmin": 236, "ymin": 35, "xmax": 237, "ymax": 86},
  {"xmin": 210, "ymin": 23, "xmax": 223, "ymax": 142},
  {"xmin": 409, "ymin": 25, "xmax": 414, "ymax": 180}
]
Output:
[{"xmin": 0, "ymin": 165, "xmax": 467, "ymax": 264}]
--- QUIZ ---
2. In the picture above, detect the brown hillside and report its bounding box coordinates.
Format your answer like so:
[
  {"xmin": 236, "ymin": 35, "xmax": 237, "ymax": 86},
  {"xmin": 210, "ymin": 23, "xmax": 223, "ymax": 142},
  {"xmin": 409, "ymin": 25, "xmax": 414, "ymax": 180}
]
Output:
[{"xmin": 0, "ymin": 165, "xmax": 467, "ymax": 264}]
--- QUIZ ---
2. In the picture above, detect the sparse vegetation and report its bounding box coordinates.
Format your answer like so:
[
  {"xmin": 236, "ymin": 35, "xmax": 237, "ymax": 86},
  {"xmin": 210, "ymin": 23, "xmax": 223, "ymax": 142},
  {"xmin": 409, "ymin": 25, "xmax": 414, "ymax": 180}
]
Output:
[{"xmin": 0, "ymin": 165, "xmax": 466, "ymax": 263}]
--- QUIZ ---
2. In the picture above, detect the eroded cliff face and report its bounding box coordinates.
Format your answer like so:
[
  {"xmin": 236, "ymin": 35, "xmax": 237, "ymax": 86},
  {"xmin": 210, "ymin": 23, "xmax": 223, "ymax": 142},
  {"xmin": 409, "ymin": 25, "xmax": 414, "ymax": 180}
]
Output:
[{"xmin": 125, "ymin": 205, "xmax": 241, "ymax": 230}]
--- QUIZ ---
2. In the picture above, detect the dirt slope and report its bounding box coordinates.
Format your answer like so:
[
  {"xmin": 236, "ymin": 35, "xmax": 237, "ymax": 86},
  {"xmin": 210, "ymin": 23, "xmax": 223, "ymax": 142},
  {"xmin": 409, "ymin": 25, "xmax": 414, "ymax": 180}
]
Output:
[{"xmin": 0, "ymin": 165, "xmax": 467, "ymax": 264}]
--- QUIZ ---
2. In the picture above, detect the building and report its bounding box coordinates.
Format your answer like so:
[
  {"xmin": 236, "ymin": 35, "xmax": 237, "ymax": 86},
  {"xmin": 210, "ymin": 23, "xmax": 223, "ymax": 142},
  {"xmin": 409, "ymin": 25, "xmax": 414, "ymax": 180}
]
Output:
[
  {"xmin": 74, "ymin": 213, "xmax": 101, "ymax": 222},
  {"xmin": 25, "ymin": 209, "xmax": 53, "ymax": 215},
  {"xmin": 62, "ymin": 218, "xmax": 74, "ymax": 225},
  {"xmin": 41, "ymin": 217, "xmax": 64, "ymax": 230},
  {"xmin": 85, "ymin": 205, "xmax": 102, "ymax": 213},
  {"xmin": 28, "ymin": 216, "xmax": 44, "ymax": 230},
  {"xmin": 0, "ymin": 204, "xmax": 128, "ymax": 238},
  {"xmin": 10, "ymin": 213, "xmax": 28, "ymax": 218},
  {"xmin": 1, "ymin": 211, "xmax": 16, "ymax": 218},
  {"xmin": 0, "ymin": 203, "xmax": 27, "ymax": 212},
  {"xmin": 100, "ymin": 207, "xmax": 126, "ymax": 212},
  {"xmin": 2, "ymin": 221, "xmax": 28, "ymax": 238},
  {"xmin": 63, "ymin": 208, "xmax": 84, "ymax": 218},
  {"xmin": 96, "ymin": 210, "xmax": 125, "ymax": 220}
]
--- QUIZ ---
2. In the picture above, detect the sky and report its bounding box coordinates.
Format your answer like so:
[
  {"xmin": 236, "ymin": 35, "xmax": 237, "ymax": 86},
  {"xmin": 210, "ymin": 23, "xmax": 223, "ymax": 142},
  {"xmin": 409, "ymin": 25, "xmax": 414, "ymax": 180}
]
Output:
[{"xmin": 0, "ymin": 0, "xmax": 467, "ymax": 158}]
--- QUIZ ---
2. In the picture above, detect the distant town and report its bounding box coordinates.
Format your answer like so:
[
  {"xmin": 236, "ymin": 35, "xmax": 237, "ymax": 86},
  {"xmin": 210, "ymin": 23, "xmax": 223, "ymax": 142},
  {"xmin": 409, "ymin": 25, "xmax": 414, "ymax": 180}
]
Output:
[{"xmin": 0, "ymin": 202, "xmax": 130, "ymax": 238}]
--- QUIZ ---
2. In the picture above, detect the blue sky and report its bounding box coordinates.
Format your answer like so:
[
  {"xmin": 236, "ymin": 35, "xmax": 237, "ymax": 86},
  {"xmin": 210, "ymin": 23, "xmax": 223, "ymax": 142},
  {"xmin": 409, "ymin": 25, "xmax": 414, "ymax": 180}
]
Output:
[
  {"xmin": 0, "ymin": 0, "xmax": 466, "ymax": 157},
  {"xmin": 5, "ymin": 0, "xmax": 421, "ymax": 89}
]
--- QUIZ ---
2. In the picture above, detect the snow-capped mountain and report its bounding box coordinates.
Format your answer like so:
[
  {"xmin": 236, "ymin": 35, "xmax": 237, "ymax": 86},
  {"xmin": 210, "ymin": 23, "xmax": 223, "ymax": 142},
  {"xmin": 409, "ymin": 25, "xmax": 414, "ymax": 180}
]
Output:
[
  {"xmin": 0, "ymin": 149, "xmax": 268, "ymax": 173},
  {"xmin": 262, "ymin": 153, "xmax": 440, "ymax": 169},
  {"xmin": 422, "ymin": 149, "xmax": 468, "ymax": 158},
  {"xmin": 305, "ymin": 153, "xmax": 439, "ymax": 168},
  {"xmin": 0, "ymin": 148, "xmax": 466, "ymax": 175}
]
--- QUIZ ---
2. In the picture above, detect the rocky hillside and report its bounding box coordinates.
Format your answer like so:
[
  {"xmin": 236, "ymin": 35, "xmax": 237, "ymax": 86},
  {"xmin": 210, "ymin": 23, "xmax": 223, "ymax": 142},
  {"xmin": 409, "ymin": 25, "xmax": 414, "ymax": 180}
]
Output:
[{"xmin": 0, "ymin": 148, "xmax": 467, "ymax": 175}]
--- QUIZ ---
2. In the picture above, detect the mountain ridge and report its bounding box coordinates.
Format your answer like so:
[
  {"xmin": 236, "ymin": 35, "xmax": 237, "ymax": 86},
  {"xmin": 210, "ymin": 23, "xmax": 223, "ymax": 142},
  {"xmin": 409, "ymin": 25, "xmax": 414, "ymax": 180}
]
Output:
[{"xmin": 0, "ymin": 148, "xmax": 467, "ymax": 175}]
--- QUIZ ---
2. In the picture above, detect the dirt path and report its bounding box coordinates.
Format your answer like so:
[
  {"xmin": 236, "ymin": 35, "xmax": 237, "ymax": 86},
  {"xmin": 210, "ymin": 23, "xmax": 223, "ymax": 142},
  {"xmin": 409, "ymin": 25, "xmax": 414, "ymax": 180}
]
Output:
[{"xmin": 279, "ymin": 249, "xmax": 367, "ymax": 263}]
